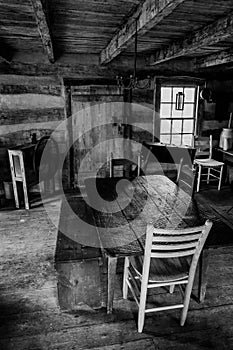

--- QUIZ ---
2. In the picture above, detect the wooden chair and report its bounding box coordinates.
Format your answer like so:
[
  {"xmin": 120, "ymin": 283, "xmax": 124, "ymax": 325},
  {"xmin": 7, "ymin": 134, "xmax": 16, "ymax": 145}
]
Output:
[
  {"xmin": 8, "ymin": 149, "xmax": 30, "ymax": 210},
  {"xmin": 176, "ymin": 157, "xmax": 196, "ymax": 197},
  {"xmin": 8, "ymin": 136, "xmax": 59, "ymax": 209},
  {"xmin": 109, "ymin": 152, "xmax": 141, "ymax": 178},
  {"xmin": 194, "ymin": 135, "xmax": 224, "ymax": 192},
  {"xmin": 123, "ymin": 220, "xmax": 213, "ymax": 333}
]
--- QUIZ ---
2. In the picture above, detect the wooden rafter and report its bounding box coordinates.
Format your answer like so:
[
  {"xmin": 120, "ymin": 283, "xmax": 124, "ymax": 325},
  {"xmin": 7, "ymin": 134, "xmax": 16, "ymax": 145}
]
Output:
[
  {"xmin": 100, "ymin": 0, "xmax": 186, "ymax": 64},
  {"xmin": 150, "ymin": 12, "xmax": 233, "ymax": 66},
  {"xmin": 197, "ymin": 49, "xmax": 233, "ymax": 69},
  {"xmin": 30, "ymin": 0, "xmax": 55, "ymax": 63}
]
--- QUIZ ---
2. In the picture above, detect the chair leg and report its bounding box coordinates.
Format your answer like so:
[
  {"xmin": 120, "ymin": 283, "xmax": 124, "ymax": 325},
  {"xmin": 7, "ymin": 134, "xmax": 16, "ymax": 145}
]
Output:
[
  {"xmin": 197, "ymin": 164, "xmax": 201, "ymax": 192},
  {"xmin": 169, "ymin": 284, "xmax": 175, "ymax": 294},
  {"xmin": 138, "ymin": 268, "xmax": 150, "ymax": 333},
  {"xmin": 180, "ymin": 282, "xmax": 193, "ymax": 326},
  {"xmin": 12, "ymin": 178, "xmax": 19, "ymax": 208},
  {"xmin": 107, "ymin": 257, "xmax": 117, "ymax": 314},
  {"xmin": 207, "ymin": 168, "xmax": 210, "ymax": 184},
  {"xmin": 138, "ymin": 292, "xmax": 147, "ymax": 333},
  {"xmin": 22, "ymin": 179, "xmax": 29, "ymax": 210},
  {"xmin": 218, "ymin": 165, "xmax": 223, "ymax": 191},
  {"xmin": 123, "ymin": 257, "xmax": 129, "ymax": 299}
]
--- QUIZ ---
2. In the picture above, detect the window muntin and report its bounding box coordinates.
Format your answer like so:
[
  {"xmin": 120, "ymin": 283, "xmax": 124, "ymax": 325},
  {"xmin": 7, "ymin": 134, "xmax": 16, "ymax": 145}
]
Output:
[{"xmin": 160, "ymin": 86, "xmax": 196, "ymax": 147}]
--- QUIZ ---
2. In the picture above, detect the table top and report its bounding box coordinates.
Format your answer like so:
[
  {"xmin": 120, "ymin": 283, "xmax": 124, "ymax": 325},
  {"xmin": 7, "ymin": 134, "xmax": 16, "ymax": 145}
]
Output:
[{"xmin": 84, "ymin": 175, "xmax": 203, "ymax": 257}]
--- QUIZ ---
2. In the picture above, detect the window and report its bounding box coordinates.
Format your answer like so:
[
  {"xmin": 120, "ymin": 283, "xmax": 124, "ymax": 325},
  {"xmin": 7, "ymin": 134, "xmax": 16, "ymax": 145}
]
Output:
[{"xmin": 160, "ymin": 86, "xmax": 197, "ymax": 146}]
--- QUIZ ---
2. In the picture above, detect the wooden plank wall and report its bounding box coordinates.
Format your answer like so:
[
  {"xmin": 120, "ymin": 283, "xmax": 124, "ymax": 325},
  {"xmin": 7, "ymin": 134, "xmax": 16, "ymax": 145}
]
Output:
[
  {"xmin": 199, "ymin": 79, "xmax": 233, "ymax": 141},
  {"xmin": 0, "ymin": 75, "xmax": 67, "ymax": 187},
  {"xmin": 131, "ymin": 88, "xmax": 156, "ymax": 143},
  {"xmin": 70, "ymin": 85, "xmax": 155, "ymax": 186},
  {"xmin": 71, "ymin": 85, "xmax": 124, "ymax": 186}
]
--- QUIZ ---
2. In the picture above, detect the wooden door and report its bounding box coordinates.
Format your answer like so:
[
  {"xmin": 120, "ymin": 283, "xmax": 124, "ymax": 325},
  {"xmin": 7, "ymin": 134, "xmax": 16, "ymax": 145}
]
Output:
[{"xmin": 71, "ymin": 85, "xmax": 124, "ymax": 186}]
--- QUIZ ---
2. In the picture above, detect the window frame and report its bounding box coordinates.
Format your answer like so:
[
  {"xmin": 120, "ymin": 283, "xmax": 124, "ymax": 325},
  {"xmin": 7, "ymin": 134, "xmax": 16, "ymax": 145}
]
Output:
[{"xmin": 159, "ymin": 84, "xmax": 198, "ymax": 147}]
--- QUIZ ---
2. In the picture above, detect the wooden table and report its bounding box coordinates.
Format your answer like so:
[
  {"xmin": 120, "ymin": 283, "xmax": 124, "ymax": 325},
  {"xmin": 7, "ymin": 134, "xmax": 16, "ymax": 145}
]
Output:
[
  {"xmin": 84, "ymin": 175, "xmax": 207, "ymax": 312},
  {"xmin": 213, "ymin": 148, "xmax": 233, "ymax": 184}
]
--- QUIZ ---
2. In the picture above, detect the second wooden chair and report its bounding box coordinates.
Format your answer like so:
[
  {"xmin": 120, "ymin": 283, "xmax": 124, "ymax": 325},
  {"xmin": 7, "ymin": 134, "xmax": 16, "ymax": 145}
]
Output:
[{"xmin": 194, "ymin": 135, "xmax": 224, "ymax": 192}]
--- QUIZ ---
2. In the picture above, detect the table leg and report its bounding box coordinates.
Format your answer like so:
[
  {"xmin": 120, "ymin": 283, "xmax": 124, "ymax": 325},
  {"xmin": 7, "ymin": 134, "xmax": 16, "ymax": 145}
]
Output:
[
  {"xmin": 107, "ymin": 256, "xmax": 117, "ymax": 314},
  {"xmin": 198, "ymin": 249, "xmax": 210, "ymax": 302}
]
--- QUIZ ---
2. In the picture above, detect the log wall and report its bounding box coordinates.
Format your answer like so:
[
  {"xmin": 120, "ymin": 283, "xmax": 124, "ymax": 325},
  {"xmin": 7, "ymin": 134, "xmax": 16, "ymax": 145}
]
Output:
[{"xmin": 0, "ymin": 75, "xmax": 67, "ymax": 187}]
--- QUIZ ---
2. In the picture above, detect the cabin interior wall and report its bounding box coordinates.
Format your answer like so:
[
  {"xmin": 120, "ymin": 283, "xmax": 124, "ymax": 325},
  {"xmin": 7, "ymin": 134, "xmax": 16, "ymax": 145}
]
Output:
[
  {"xmin": 0, "ymin": 75, "xmax": 68, "ymax": 189},
  {"xmin": 1, "ymin": 73, "xmax": 233, "ymax": 196},
  {"xmin": 198, "ymin": 79, "xmax": 233, "ymax": 145}
]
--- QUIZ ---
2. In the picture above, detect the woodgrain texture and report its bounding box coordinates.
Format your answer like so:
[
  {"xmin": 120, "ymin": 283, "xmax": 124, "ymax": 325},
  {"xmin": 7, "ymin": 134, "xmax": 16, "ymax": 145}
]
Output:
[
  {"xmin": 100, "ymin": 0, "xmax": 186, "ymax": 64},
  {"xmin": 1, "ymin": 0, "xmax": 233, "ymax": 72},
  {"xmin": 30, "ymin": 0, "xmax": 55, "ymax": 63},
  {"xmin": 1, "ymin": 187, "xmax": 233, "ymax": 349},
  {"xmin": 149, "ymin": 10, "xmax": 233, "ymax": 65}
]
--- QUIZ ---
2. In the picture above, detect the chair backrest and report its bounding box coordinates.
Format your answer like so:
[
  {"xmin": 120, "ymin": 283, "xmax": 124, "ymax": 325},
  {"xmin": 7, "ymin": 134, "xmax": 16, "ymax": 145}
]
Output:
[
  {"xmin": 145, "ymin": 220, "xmax": 212, "ymax": 260},
  {"xmin": 109, "ymin": 152, "xmax": 141, "ymax": 177},
  {"xmin": 176, "ymin": 158, "xmax": 196, "ymax": 197},
  {"xmin": 194, "ymin": 135, "xmax": 213, "ymax": 159},
  {"xmin": 8, "ymin": 150, "xmax": 25, "ymax": 179}
]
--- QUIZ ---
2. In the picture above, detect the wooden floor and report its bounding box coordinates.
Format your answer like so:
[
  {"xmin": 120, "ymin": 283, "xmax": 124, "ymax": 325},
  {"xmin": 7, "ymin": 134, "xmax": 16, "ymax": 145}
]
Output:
[{"xmin": 0, "ymin": 185, "xmax": 233, "ymax": 350}]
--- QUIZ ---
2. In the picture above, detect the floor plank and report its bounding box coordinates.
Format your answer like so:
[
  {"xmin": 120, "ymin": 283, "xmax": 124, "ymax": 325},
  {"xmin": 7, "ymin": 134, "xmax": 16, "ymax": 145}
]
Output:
[{"xmin": 0, "ymin": 187, "xmax": 233, "ymax": 350}]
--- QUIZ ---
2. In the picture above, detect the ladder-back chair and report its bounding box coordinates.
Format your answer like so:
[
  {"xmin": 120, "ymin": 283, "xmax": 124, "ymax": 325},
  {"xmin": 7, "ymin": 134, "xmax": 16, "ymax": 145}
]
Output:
[
  {"xmin": 194, "ymin": 135, "xmax": 224, "ymax": 192},
  {"xmin": 123, "ymin": 220, "xmax": 213, "ymax": 333},
  {"xmin": 176, "ymin": 157, "xmax": 196, "ymax": 197}
]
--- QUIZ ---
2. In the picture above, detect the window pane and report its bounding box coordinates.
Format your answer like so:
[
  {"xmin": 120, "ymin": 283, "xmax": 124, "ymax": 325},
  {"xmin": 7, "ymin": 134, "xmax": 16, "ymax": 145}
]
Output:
[
  {"xmin": 161, "ymin": 103, "xmax": 171, "ymax": 117},
  {"xmin": 183, "ymin": 104, "xmax": 194, "ymax": 118},
  {"xmin": 171, "ymin": 134, "xmax": 182, "ymax": 146},
  {"xmin": 160, "ymin": 134, "xmax": 171, "ymax": 144},
  {"xmin": 184, "ymin": 88, "xmax": 195, "ymax": 103},
  {"xmin": 172, "ymin": 104, "xmax": 182, "ymax": 117},
  {"xmin": 160, "ymin": 86, "xmax": 196, "ymax": 147},
  {"xmin": 172, "ymin": 87, "xmax": 183, "ymax": 103},
  {"xmin": 161, "ymin": 87, "xmax": 172, "ymax": 102},
  {"xmin": 183, "ymin": 119, "xmax": 194, "ymax": 133},
  {"xmin": 160, "ymin": 119, "xmax": 171, "ymax": 134},
  {"xmin": 182, "ymin": 134, "xmax": 193, "ymax": 146},
  {"xmin": 172, "ymin": 119, "xmax": 182, "ymax": 134}
]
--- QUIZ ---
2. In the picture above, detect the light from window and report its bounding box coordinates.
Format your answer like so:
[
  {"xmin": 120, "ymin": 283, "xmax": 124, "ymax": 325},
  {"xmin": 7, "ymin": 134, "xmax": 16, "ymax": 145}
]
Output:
[{"xmin": 160, "ymin": 86, "xmax": 196, "ymax": 146}]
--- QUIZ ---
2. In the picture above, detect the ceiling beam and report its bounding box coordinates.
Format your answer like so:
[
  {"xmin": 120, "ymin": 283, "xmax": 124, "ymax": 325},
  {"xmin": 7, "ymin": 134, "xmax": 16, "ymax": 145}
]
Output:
[
  {"xmin": 149, "ymin": 11, "xmax": 233, "ymax": 66},
  {"xmin": 30, "ymin": 0, "xmax": 55, "ymax": 63},
  {"xmin": 0, "ymin": 54, "xmax": 199, "ymax": 78},
  {"xmin": 197, "ymin": 49, "xmax": 233, "ymax": 69},
  {"xmin": 100, "ymin": 0, "xmax": 186, "ymax": 64}
]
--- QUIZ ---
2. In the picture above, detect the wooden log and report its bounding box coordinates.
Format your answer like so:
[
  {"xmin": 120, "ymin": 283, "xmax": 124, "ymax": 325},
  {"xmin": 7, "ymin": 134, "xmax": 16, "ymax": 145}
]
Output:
[
  {"xmin": 0, "ymin": 82, "xmax": 61, "ymax": 96},
  {"xmin": 197, "ymin": 49, "xmax": 233, "ymax": 68},
  {"xmin": 100, "ymin": 0, "xmax": 186, "ymax": 64},
  {"xmin": 0, "ymin": 57, "xmax": 199, "ymax": 78},
  {"xmin": 0, "ymin": 108, "xmax": 64, "ymax": 126},
  {"xmin": 30, "ymin": 0, "xmax": 55, "ymax": 63},
  {"xmin": 150, "ymin": 12, "xmax": 233, "ymax": 65},
  {"xmin": 0, "ymin": 74, "xmax": 61, "ymax": 90}
]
